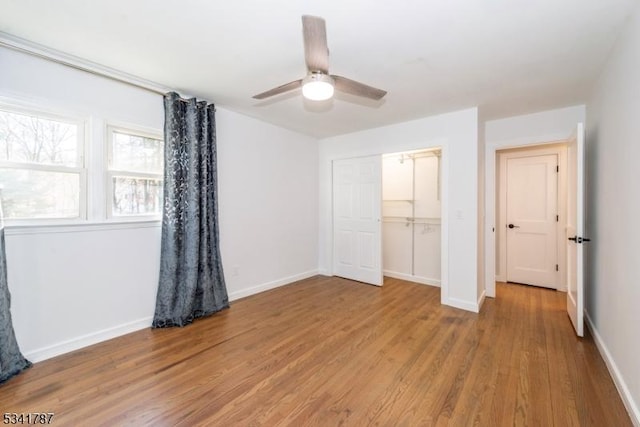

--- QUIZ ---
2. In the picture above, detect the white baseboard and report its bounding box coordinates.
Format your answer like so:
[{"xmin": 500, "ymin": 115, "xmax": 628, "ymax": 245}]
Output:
[
  {"xmin": 24, "ymin": 270, "xmax": 319, "ymax": 363},
  {"xmin": 228, "ymin": 269, "xmax": 319, "ymax": 301},
  {"xmin": 383, "ymin": 270, "xmax": 441, "ymax": 287},
  {"xmin": 25, "ymin": 316, "xmax": 153, "ymax": 363},
  {"xmin": 477, "ymin": 289, "xmax": 486, "ymax": 310},
  {"xmin": 585, "ymin": 311, "xmax": 640, "ymax": 426},
  {"xmin": 443, "ymin": 296, "xmax": 480, "ymax": 313}
]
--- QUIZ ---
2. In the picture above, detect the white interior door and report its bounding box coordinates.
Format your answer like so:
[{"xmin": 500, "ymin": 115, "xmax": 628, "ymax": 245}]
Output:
[
  {"xmin": 567, "ymin": 123, "xmax": 586, "ymax": 337},
  {"xmin": 333, "ymin": 156, "xmax": 383, "ymax": 286},
  {"xmin": 506, "ymin": 154, "xmax": 558, "ymax": 288}
]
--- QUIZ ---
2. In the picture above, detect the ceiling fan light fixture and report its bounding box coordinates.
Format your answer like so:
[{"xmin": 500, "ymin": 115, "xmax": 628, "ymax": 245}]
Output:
[
  {"xmin": 302, "ymin": 73, "xmax": 334, "ymax": 101},
  {"xmin": 251, "ymin": 16, "xmax": 386, "ymax": 102}
]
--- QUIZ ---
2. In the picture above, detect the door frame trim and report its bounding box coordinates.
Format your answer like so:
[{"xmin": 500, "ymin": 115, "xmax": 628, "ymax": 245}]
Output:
[{"xmin": 497, "ymin": 146, "xmax": 567, "ymax": 290}]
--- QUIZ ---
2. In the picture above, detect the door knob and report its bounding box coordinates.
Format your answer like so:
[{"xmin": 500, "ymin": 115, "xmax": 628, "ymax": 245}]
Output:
[
  {"xmin": 568, "ymin": 236, "xmax": 592, "ymax": 243},
  {"xmin": 508, "ymin": 223, "xmax": 520, "ymax": 229}
]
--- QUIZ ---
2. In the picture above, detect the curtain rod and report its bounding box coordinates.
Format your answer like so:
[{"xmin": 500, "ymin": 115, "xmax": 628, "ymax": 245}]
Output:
[{"xmin": 0, "ymin": 32, "xmax": 176, "ymax": 97}]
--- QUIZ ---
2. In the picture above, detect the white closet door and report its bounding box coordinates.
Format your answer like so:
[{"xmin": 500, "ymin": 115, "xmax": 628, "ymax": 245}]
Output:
[{"xmin": 333, "ymin": 156, "xmax": 383, "ymax": 286}]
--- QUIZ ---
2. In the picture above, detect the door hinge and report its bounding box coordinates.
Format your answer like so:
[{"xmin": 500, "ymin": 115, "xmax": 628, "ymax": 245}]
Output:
[
  {"xmin": 556, "ymin": 264, "xmax": 559, "ymax": 272},
  {"xmin": 556, "ymin": 165, "xmax": 559, "ymax": 172},
  {"xmin": 556, "ymin": 215, "xmax": 559, "ymax": 222}
]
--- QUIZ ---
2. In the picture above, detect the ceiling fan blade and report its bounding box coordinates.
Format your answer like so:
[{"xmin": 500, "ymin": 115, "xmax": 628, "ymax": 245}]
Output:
[
  {"xmin": 332, "ymin": 75, "xmax": 387, "ymax": 100},
  {"xmin": 302, "ymin": 15, "xmax": 329, "ymax": 73},
  {"xmin": 252, "ymin": 79, "xmax": 302, "ymax": 99}
]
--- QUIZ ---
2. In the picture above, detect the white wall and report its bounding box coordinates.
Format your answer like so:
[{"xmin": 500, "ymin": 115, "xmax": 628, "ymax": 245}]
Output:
[
  {"xmin": 1, "ymin": 46, "xmax": 319, "ymax": 362},
  {"xmin": 585, "ymin": 3, "xmax": 640, "ymax": 423},
  {"xmin": 319, "ymin": 108, "xmax": 481, "ymax": 312},
  {"xmin": 483, "ymin": 105, "xmax": 586, "ymax": 297},
  {"xmin": 485, "ymin": 105, "xmax": 587, "ymax": 147},
  {"xmin": 216, "ymin": 109, "xmax": 318, "ymax": 300},
  {"xmin": 5, "ymin": 225, "xmax": 162, "ymax": 361}
]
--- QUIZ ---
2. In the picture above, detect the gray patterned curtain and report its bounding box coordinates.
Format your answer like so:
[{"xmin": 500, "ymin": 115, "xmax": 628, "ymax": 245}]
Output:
[
  {"xmin": 0, "ymin": 200, "xmax": 31, "ymax": 384},
  {"xmin": 152, "ymin": 92, "xmax": 229, "ymax": 328}
]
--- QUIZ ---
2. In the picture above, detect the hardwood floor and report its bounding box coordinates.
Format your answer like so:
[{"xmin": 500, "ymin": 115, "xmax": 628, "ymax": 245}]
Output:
[{"xmin": 0, "ymin": 276, "xmax": 631, "ymax": 426}]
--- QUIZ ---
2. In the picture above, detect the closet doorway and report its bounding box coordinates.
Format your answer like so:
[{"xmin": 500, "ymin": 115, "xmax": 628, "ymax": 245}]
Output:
[{"xmin": 382, "ymin": 149, "xmax": 442, "ymax": 286}]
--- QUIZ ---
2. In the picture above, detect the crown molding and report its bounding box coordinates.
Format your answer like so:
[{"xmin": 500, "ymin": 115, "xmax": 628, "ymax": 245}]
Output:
[{"xmin": 0, "ymin": 31, "xmax": 174, "ymax": 96}]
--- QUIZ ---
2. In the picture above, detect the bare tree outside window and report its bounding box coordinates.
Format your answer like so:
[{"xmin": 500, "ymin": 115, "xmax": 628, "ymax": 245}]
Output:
[
  {"xmin": 108, "ymin": 129, "xmax": 163, "ymax": 217},
  {"xmin": 112, "ymin": 177, "xmax": 162, "ymax": 215},
  {"xmin": 0, "ymin": 110, "xmax": 82, "ymax": 219}
]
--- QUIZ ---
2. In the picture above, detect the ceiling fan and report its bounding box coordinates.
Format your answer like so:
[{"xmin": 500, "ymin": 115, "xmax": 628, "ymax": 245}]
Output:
[{"xmin": 252, "ymin": 15, "xmax": 387, "ymax": 102}]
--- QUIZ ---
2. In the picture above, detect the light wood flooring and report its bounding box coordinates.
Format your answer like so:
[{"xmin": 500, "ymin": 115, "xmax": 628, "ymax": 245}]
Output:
[{"xmin": 0, "ymin": 276, "xmax": 632, "ymax": 426}]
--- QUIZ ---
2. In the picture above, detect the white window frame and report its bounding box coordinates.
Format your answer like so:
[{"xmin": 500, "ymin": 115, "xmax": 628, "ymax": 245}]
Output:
[
  {"xmin": 105, "ymin": 123, "xmax": 163, "ymax": 221},
  {"xmin": 0, "ymin": 103, "xmax": 87, "ymax": 226}
]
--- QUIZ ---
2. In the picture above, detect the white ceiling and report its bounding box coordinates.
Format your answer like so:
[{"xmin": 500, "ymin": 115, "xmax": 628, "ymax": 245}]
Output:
[{"xmin": 0, "ymin": 0, "xmax": 636, "ymax": 138}]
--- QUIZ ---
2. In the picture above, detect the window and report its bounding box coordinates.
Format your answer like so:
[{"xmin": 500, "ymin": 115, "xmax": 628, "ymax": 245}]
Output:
[
  {"xmin": 107, "ymin": 126, "xmax": 163, "ymax": 218},
  {"xmin": 0, "ymin": 102, "xmax": 163, "ymax": 226},
  {"xmin": 0, "ymin": 108, "xmax": 85, "ymax": 220}
]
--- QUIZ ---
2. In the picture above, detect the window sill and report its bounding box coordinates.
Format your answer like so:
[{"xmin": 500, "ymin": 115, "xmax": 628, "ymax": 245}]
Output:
[{"xmin": 3, "ymin": 219, "xmax": 161, "ymax": 236}]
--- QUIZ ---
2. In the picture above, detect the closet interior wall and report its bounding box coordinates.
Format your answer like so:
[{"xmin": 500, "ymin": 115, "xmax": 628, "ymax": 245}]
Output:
[{"xmin": 382, "ymin": 150, "xmax": 441, "ymax": 286}]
